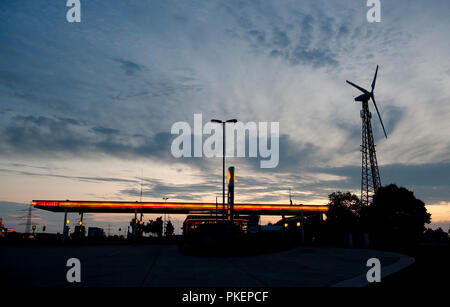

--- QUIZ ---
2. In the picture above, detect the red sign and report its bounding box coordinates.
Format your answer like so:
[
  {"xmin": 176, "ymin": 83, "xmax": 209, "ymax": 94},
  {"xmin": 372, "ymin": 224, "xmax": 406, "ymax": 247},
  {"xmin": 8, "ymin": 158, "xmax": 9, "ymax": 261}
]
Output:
[{"xmin": 35, "ymin": 201, "xmax": 59, "ymax": 207}]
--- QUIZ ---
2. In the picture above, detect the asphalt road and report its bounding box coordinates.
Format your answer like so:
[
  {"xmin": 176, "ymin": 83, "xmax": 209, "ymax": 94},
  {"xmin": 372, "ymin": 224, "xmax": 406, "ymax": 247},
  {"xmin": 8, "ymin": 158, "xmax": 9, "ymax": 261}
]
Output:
[{"xmin": 0, "ymin": 244, "xmax": 413, "ymax": 287}]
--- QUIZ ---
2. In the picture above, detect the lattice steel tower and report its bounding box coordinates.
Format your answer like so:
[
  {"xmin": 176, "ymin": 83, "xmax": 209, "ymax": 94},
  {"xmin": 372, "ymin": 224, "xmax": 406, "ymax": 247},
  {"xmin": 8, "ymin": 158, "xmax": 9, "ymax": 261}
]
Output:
[{"xmin": 347, "ymin": 65, "xmax": 387, "ymax": 206}]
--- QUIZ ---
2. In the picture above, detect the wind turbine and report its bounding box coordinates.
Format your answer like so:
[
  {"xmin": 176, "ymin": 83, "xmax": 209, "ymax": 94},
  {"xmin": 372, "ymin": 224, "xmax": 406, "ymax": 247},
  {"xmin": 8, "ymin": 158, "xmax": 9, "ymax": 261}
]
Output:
[{"xmin": 346, "ymin": 65, "xmax": 387, "ymax": 206}]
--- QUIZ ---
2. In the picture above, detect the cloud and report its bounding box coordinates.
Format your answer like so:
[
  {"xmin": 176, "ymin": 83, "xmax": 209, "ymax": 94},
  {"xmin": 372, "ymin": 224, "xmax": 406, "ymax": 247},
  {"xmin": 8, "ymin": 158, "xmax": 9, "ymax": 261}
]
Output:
[
  {"xmin": 114, "ymin": 58, "xmax": 148, "ymax": 76},
  {"xmin": 0, "ymin": 0, "xmax": 449, "ymax": 222},
  {"xmin": 312, "ymin": 162, "xmax": 450, "ymax": 204},
  {"xmin": 271, "ymin": 27, "xmax": 291, "ymax": 48},
  {"xmin": 0, "ymin": 115, "xmax": 89, "ymax": 154},
  {"xmin": 91, "ymin": 126, "xmax": 120, "ymax": 135},
  {"xmin": 0, "ymin": 167, "xmax": 138, "ymax": 184},
  {"xmin": 121, "ymin": 180, "xmax": 218, "ymax": 201},
  {"xmin": 0, "ymin": 115, "xmax": 176, "ymax": 161}
]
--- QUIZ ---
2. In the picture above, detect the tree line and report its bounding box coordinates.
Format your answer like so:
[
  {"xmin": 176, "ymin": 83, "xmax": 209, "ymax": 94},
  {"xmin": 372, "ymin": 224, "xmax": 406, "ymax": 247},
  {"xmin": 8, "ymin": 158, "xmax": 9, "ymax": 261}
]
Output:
[{"xmin": 321, "ymin": 184, "xmax": 449, "ymax": 247}]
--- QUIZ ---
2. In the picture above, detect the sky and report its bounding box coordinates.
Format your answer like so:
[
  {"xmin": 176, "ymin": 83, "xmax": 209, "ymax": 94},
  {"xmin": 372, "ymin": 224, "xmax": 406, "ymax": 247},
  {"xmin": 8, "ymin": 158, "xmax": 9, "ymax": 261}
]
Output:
[{"xmin": 0, "ymin": 0, "xmax": 449, "ymax": 234}]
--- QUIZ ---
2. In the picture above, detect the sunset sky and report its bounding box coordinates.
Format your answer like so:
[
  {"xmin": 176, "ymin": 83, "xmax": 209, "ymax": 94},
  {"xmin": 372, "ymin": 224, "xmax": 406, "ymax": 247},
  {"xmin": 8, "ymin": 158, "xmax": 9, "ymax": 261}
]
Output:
[{"xmin": 0, "ymin": 0, "xmax": 449, "ymax": 234}]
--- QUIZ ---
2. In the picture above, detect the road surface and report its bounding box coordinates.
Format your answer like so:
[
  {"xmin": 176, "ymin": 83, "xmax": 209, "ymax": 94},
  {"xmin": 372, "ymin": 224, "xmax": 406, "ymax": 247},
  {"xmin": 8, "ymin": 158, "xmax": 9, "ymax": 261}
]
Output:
[{"xmin": 0, "ymin": 244, "xmax": 413, "ymax": 287}]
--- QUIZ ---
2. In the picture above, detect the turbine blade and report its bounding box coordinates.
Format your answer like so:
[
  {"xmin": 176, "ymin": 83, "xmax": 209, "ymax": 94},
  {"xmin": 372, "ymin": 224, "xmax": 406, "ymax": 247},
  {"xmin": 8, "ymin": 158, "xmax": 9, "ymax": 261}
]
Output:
[
  {"xmin": 346, "ymin": 80, "xmax": 370, "ymax": 95},
  {"xmin": 371, "ymin": 65, "xmax": 379, "ymax": 92},
  {"xmin": 371, "ymin": 95, "xmax": 387, "ymax": 138}
]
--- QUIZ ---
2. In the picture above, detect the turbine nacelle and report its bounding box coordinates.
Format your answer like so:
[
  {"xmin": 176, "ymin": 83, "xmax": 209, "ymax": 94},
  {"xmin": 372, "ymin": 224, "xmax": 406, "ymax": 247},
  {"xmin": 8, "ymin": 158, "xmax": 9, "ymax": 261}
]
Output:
[
  {"xmin": 355, "ymin": 93, "xmax": 371, "ymax": 102},
  {"xmin": 346, "ymin": 65, "xmax": 387, "ymax": 139}
]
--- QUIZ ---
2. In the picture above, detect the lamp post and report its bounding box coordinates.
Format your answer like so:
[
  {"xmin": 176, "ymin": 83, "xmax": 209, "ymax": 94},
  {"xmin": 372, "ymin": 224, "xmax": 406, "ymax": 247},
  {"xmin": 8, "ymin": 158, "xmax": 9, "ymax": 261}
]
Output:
[
  {"xmin": 215, "ymin": 196, "xmax": 218, "ymax": 221},
  {"xmin": 163, "ymin": 197, "xmax": 168, "ymax": 236},
  {"xmin": 211, "ymin": 119, "xmax": 237, "ymax": 219}
]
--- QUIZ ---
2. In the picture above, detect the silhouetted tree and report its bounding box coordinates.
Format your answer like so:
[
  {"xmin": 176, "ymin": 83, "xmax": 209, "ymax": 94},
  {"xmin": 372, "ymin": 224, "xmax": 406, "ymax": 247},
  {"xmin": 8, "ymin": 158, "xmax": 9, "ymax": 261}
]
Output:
[
  {"xmin": 322, "ymin": 191, "xmax": 362, "ymax": 244},
  {"xmin": 361, "ymin": 184, "xmax": 431, "ymax": 246},
  {"xmin": 424, "ymin": 227, "xmax": 450, "ymax": 243},
  {"xmin": 143, "ymin": 216, "xmax": 163, "ymax": 237},
  {"xmin": 325, "ymin": 191, "xmax": 362, "ymax": 231},
  {"xmin": 165, "ymin": 220, "xmax": 174, "ymax": 236},
  {"xmin": 143, "ymin": 221, "xmax": 150, "ymax": 234}
]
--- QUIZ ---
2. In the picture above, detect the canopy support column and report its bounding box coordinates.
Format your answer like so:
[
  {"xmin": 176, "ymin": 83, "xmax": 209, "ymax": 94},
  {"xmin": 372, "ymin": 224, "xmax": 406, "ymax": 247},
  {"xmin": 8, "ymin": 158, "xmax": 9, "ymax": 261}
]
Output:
[
  {"xmin": 132, "ymin": 209, "xmax": 137, "ymax": 240},
  {"xmin": 62, "ymin": 209, "xmax": 68, "ymax": 243},
  {"xmin": 301, "ymin": 212, "xmax": 305, "ymax": 245}
]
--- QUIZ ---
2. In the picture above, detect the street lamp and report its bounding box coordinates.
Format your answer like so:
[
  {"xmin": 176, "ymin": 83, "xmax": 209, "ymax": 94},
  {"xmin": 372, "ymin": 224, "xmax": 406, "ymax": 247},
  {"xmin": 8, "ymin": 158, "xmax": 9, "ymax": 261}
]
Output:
[{"xmin": 211, "ymin": 118, "xmax": 237, "ymax": 219}]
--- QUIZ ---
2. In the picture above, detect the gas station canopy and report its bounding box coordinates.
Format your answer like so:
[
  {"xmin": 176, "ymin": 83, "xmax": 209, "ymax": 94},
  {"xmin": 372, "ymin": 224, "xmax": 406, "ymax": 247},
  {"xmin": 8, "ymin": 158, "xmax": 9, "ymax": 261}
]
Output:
[{"xmin": 32, "ymin": 200, "xmax": 328, "ymax": 216}]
